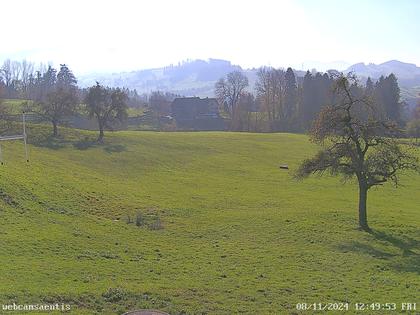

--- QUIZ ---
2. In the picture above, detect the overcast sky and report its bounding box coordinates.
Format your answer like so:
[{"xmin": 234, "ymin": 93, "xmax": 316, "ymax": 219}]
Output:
[{"xmin": 1, "ymin": 0, "xmax": 419, "ymax": 74}]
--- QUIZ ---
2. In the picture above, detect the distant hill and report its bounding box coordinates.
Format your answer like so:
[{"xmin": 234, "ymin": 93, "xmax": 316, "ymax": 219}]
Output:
[
  {"xmin": 79, "ymin": 59, "xmax": 420, "ymax": 107},
  {"xmin": 78, "ymin": 59, "xmax": 304, "ymax": 97},
  {"xmin": 345, "ymin": 60, "xmax": 420, "ymax": 108},
  {"xmin": 346, "ymin": 60, "xmax": 420, "ymax": 87},
  {"xmin": 78, "ymin": 59, "xmax": 248, "ymax": 97}
]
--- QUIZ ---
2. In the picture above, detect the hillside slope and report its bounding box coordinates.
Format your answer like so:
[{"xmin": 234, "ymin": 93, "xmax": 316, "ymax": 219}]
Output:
[{"xmin": 0, "ymin": 128, "xmax": 419, "ymax": 314}]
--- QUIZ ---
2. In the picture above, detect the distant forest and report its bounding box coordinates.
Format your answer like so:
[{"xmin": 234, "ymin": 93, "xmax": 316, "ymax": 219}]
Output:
[{"xmin": 213, "ymin": 68, "xmax": 407, "ymax": 132}]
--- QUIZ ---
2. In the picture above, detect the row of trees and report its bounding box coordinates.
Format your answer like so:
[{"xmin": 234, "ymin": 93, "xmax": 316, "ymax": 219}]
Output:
[
  {"xmin": 0, "ymin": 59, "xmax": 40, "ymax": 99},
  {"xmin": 215, "ymin": 69, "xmax": 405, "ymax": 132},
  {"xmin": 0, "ymin": 62, "xmax": 129, "ymax": 142},
  {"xmin": 1, "ymin": 59, "xmax": 415, "ymax": 139}
]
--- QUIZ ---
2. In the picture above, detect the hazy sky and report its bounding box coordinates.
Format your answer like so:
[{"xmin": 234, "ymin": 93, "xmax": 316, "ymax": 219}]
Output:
[{"xmin": 1, "ymin": 0, "xmax": 419, "ymax": 74}]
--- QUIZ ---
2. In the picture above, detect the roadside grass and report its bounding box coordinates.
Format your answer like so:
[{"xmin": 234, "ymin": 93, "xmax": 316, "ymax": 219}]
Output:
[{"xmin": 0, "ymin": 128, "xmax": 418, "ymax": 314}]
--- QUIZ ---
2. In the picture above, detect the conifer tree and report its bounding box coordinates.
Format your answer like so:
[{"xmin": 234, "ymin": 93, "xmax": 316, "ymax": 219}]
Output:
[{"xmin": 284, "ymin": 67, "xmax": 297, "ymax": 129}]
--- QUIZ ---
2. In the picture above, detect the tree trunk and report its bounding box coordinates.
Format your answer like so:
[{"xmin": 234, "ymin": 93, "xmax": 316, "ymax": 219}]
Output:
[
  {"xmin": 358, "ymin": 182, "xmax": 369, "ymax": 231},
  {"xmin": 97, "ymin": 121, "xmax": 104, "ymax": 143},
  {"xmin": 254, "ymin": 112, "xmax": 258, "ymax": 132},
  {"xmin": 52, "ymin": 121, "xmax": 58, "ymax": 137},
  {"xmin": 231, "ymin": 105, "xmax": 237, "ymax": 131}
]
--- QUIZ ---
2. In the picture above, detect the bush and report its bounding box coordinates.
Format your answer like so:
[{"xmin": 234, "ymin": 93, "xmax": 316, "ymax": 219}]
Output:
[
  {"xmin": 135, "ymin": 211, "xmax": 145, "ymax": 227},
  {"xmin": 149, "ymin": 215, "xmax": 163, "ymax": 230},
  {"xmin": 102, "ymin": 287, "xmax": 128, "ymax": 302}
]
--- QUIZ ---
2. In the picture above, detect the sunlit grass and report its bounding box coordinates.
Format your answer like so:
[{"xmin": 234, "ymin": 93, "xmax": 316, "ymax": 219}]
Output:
[{"xmin": 0, "ymin": 127, "xmax": 418, "ymax": 314}]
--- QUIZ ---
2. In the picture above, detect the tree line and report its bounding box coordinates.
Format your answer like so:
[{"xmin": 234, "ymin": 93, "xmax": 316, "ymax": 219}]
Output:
[
  {"xmin": 1, "ymin": 59, "xmax": 418, "ymax": 140},
  {"xmin": 0, "ymin": 60, "xmax": 139, "ymax": 142},
  {"xmin": 215, "ymin": 68, "xmax": 407, "ymax": 132}
]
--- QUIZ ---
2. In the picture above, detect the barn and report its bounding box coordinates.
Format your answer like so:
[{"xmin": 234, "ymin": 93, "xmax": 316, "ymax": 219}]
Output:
[{"xmin": 170, "ymin": 97, "xmax": 225, "ymax": 130}]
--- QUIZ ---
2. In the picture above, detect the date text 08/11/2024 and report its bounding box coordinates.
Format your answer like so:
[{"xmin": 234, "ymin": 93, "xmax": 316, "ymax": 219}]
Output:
[{"xmin": 295, "ymin": 302, "xmax": 417, "ymax": 311}]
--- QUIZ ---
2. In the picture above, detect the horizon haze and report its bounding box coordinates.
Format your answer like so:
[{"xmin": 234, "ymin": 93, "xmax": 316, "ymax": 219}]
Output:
[{"xmin": 1, "ymin": 0, "xmax": 420, "ymax": 75}]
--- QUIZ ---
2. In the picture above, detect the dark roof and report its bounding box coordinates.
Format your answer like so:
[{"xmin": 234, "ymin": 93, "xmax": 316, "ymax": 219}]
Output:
[
  {"xmin": 171, "ymin": 97, "xmax": 219, "ymax": 120},
  {"xmin": 172, "ymin": 97, "xmax": 217, "ymax": 105}
]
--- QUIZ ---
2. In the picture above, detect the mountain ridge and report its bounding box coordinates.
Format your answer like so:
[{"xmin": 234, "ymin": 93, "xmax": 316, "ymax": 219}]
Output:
[
  {"xmin": 78, "ymin": 59, "xmax": 420, "ymax": 103},
  {"xmin": 345, "ymin": 60, "xmax": 420, "ymax": 84}
]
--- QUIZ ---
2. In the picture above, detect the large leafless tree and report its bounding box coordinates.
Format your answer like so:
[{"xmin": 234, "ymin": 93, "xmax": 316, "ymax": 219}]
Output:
[
  {"xmin": 85, "ymin": 83, "xmax": 128, "ymax": 142},
  {"xmin": 255, "ymin": 67, "xmax": 286, "ymax": 130},
  {"xmin": 30, "ymin": 65, "xmax": 79, "ymax": 136},
  {"xmin": 296, "ymin": 74, "xmax": 419, "ymax": 231},
  {"xmin": 215, "ymin": 71, "xmax": 248, "ymax": 128}
]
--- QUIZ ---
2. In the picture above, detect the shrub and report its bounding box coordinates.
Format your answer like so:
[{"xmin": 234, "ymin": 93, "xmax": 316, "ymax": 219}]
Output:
[
  {"xmin": 135, "ymin": 211, "xmax": 145, "ymax": 227},
  {"xmin": 149, "ymin": 215, "xmax": 163, "ymax": 230},
  {"xmin": 102, "ymin": 287, "xmax": 128, "ymax": 303}
]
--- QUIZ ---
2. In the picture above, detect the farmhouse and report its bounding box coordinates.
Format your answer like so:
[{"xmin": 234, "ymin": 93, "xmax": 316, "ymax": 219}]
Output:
[{"xmin": 171, "ymin": 97, "xmax": 220, "ymax": 120}]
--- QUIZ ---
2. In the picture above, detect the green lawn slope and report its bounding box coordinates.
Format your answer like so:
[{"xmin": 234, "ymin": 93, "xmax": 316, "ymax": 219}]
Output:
[{"xmin": 0, "ymin": 127, "xmax": 418, "ymax": 314}]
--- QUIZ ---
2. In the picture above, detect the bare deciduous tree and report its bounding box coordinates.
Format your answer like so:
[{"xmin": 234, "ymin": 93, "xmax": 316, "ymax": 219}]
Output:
[
  {"xmin": 30, "ymin": 65, "xmax": 78, "ymax": 136},
  {"xmin": 215, "ymin": 71, "xmax": 248, "ymax": 129},
  {"xmin": 235, "ymin": 91, "xmax": 255, "ymax": 131},
  {"xmin": 255, "ymin": 67, "xmax": 285, "ymax": 130},
  {"xmin": 149, "ymin": 91, "xmax": 177, "ymax": 128},
  {"xmin": 20, "ymin": 60, "xmax": 34, "ymax": 97},
  {"xmin": 1, "ymin": 60, "xmax": 13, "ymax": 95},
  {"xmin": 296, "ymin": 74, "xmax": 419, "ymax": 231},
  {"xmin": 85, "ymin": 82, "xmax": 128, "ymax": 142}
]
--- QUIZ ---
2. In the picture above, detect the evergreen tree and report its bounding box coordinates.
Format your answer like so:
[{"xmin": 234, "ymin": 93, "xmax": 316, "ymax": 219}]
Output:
[
  {"xmin": 42, "ymin": 66, "xmax": 57, "ymax": 97},
  {"xmin": 385, "ymin": 73, "xmax": 401, "ymax": 123},
  {"xmin": 301, "ymin": 71, "xmax": 313, "ymax": 129},
  {"xmin": 57, "ymin": 64, "xmax": 77, "ymax": 89},
  {"xmin": 284, "ymin": 67, "xmax": 297, "ymax": 129},
  {"xmin": 366, "ymin": 77, "xmax": 374, "ymax": 95},
  {"xmin": 375, "ymin": 74, "xmax": 402, "ymax": 124}
]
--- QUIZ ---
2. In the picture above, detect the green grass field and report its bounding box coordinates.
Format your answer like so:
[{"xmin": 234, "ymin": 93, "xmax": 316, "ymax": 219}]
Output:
[
  {"xmin": 1, "ymin": 99, "xmax": 30, "ymax": 114},
  {"xmin": 0, "ymin": 127, "xmax": 418, "ymax": 314}
]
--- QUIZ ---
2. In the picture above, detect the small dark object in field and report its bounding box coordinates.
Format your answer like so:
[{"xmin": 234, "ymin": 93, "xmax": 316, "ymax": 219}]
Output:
[
  {"xmin": 136, "ymin": 211, "xmax": 145, "ymax": 227},
  {"xmin": 279, "ymin": 164, "xmax": 289, "ymax": 169},
  {"xmin": 149, "ymin": 216, "xmax": 163, "ymax": 230},
  {"xmin": 123, "ymin": 310, "xmax": 169, "ymax": 315}
]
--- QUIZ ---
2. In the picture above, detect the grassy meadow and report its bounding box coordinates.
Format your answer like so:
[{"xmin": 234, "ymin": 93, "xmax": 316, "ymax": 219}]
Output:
[{"xmin": 0, "ymin": 127, "xmax": 419, "ymax": 314}]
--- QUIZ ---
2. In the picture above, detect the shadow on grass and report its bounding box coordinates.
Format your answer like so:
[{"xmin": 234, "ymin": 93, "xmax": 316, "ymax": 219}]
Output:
[
  {"xmin": 103, "ymin": 144, "xmax": 127, "ymax": 153},
  {"xmin": 30, "ymin": 133, "xmax": 127, "ymax": 154},
  {"xmin": 370, "ymin": 230, "xmax": 420, "ymax": 256},
  {"xmin": 337, "ymin": 229, "xmax": 420, "ymax": 274},
  {"xmin": 29, "ymin": 133, "xmax": 70, "ymax": 150},
  {"xmin": 73, "ymin": 137, "xmax": 98, "ymax": 150},
  {"xmin": 74, "ymin": 138, "xmax": 127, "ymax": 153},
  {"xmin": 337, "ymin": 242, "xmax": 396, "ymax": 259}
]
